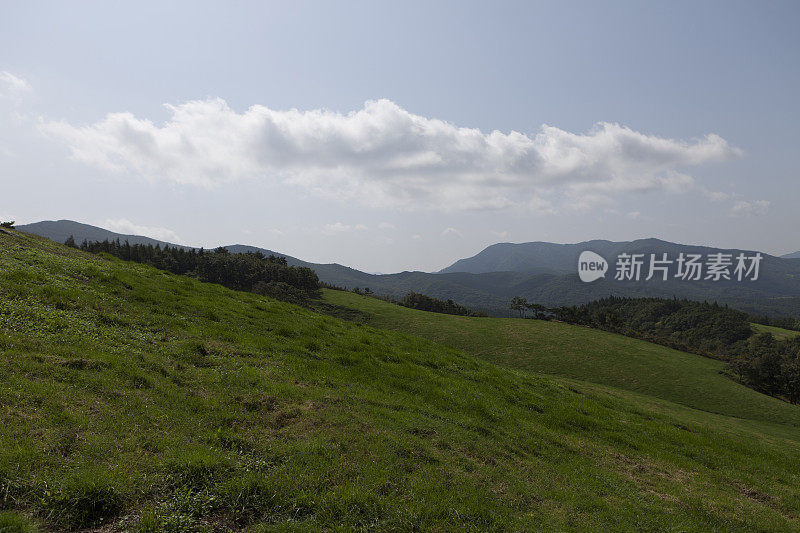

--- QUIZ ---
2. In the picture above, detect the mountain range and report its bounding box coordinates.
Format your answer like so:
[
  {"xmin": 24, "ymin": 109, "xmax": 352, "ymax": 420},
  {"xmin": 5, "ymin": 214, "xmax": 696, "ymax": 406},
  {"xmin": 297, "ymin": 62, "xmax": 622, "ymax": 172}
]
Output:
[{"xmin": 17, "ymin": 220, "xmax": 800, "ymax": 317}]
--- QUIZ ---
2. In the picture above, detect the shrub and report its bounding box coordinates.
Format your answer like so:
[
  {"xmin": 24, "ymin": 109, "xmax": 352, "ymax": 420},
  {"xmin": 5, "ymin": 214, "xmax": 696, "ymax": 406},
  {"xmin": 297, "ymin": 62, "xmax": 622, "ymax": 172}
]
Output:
[{"xmin": 252, "ymin": 281, "xmax": 309, "ymax": 305}]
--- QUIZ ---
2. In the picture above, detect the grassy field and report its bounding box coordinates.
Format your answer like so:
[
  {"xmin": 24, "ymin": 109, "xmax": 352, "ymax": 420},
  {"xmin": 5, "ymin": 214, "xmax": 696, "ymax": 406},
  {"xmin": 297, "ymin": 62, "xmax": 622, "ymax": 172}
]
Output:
[
  {"xmin": 752, "ymin": 322, "xmax": 800, "ymax": 340},
  {"xmin": 323, "ymin": 290, "xmax": 800, "ymax": 431},
  {"xmin": 2, "ymin": 231, "xmax": 800, "ymax": 531}
]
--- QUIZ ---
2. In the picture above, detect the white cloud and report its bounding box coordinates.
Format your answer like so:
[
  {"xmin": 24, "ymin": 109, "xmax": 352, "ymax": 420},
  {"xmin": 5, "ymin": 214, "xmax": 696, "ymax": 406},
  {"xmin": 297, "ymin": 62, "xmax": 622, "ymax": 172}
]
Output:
[
  {"xmin": 101, "ymin": 218, "xmax": 183, "ymax": 243},
  {"xmin": 441, "ymin": 227, "xmax": 463, "ymax": 238},
  {"xmin": 322, "ymin": 222, "xmax": 368, "ymax": 235},
  {"xmin": 490, "ymin": 230, "xmax": 509, "ymax": 239},
  {"xmin": 0, "ymin": 72, "xmax": 32, "ymax": 100},
  {"xmin": 41, "ymin": 98, "xmax": 741, "ymax": 211},
  {"xmin": 528, "ymin": 196, "xmax": 557, "ymax": 216},
  {"xmin": 564, "ymin": 193, "xmax": 615, "ymax": 213},
  {"xmin": 626, "ymin": 211, "xmax": 652, "ymax": 221},
  {"xmin": 378, "ymin": 222, "xmax": 395, "ymax": 230},
  {"xmin": 730, "ymin": 200, "xmax": 770, "ymax": 217},
  {"xmin": 703, "ymin": 189, "xmax": 730, "ymax": 202}
]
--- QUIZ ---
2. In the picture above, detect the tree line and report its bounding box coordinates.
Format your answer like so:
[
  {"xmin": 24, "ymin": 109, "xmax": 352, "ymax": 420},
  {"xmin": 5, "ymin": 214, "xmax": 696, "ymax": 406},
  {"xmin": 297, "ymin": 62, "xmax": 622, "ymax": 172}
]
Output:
[
  {"xmin": 337, "ymin": 285, "xmax": 487, "ymax": 317},
  {"xmin": 729, "ymin": 333, "xmax": 800, "ymax": 404},
  {"xmin": 399, "ymin": 291, "xmax": 488, "ymax": 317},
  {"xmin": 70, "ymin": 237, "xmax": 321, "ymax": 302}
]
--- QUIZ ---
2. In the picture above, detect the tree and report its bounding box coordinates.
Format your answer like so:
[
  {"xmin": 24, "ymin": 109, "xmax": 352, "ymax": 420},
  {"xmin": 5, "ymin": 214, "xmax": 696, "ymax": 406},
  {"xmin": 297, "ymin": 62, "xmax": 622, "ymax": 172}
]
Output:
[
  {"xmin": 782, "ymin": 356, "xmax": 800, "ymax": 405},
  {"xmin": 509, "ymin": 296, "xmax": 528, "ymax": 318},
  {"xmin": 64, "ymin": 235, "xmax": 76, "ymax": 248},
  {"xmin": 0, "ymin": 221, "xmax": 14, "ymax": 228},
  {"xmin": 526, "ymin": 302, "xmax": 551, "ymax": 320}
]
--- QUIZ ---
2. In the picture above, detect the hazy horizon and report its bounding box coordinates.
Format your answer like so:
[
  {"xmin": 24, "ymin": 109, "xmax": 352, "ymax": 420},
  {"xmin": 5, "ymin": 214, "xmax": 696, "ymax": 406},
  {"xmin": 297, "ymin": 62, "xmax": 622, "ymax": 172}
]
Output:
[
  {"xmin": 2, "ymin": 1, "xmax": 799, "ymax": 272},
  {"xmin": 17, "ymin": 218, "xmax": 800, "ymax": 275}
]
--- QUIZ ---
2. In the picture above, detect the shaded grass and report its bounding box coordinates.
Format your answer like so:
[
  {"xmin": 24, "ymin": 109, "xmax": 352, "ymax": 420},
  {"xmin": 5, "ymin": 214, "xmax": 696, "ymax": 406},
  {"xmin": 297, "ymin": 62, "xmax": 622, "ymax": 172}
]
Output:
[
  {"xmin": 0, "ymin": 231, "xmax": 799, "ymax": 531},
  {"xmin": 0, "ymin": 510, "xmax": 39, "ymax": 533}
]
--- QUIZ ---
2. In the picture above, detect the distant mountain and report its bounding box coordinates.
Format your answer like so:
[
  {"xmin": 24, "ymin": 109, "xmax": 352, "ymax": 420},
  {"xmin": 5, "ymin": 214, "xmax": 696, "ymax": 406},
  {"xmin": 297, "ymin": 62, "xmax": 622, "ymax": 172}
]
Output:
[
  {"xmin": 17, "ymin": 220, "xmax": 800, "ymax": 318},
  {"xmin": 440, "ymin": 241, "xmax": 588, "ymax": 274},
  {"xmin": 439, "ymin": 238, "xmax": 800, "ymax": 316},
  {"xmin": 782, "ymin": 251, "xmax": 800, "ymax": 259},
  {"xmin": 441, "ymin": 238, "xmax": 791, "ymax": 275},
  {"xmin": 17, "ymin": 220, "xmax": 190, "ymax": 250}
]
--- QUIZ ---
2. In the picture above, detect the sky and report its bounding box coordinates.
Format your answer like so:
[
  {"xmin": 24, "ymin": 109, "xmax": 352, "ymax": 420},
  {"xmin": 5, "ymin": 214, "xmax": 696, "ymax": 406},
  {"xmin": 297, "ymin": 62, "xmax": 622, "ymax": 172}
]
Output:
[{"xmin": 1, "ymin": 0, "xmax": 798, "ymax": 273}]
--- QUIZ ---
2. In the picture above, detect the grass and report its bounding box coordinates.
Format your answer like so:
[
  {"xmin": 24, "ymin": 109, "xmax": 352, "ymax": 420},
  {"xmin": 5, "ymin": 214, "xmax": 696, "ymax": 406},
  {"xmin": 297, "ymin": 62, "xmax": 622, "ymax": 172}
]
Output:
[
  {"xmin": 1, "ymin": 230, "xmax": 800, "ymax": 531},
  {"xmin": 0, "ymin": 510, "xmax": 39, "ymax": 532},
  {"xmin": 322, "ymin": 290, "xmax": 800, "ymax": 432},
  {"xmin": 752, "ymin": 322, "xmax": 800, "ymax": 340}
]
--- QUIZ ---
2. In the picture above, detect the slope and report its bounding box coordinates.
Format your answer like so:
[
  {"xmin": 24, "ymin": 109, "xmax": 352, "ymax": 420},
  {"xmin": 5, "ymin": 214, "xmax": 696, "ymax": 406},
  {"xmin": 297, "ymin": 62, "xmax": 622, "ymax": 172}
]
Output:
[
  {"xmin": 323, "ymin": 289, "xmax": 800, "ymax": 430},
  {"xmin": 752, "ymin": 323, "xmax": 800, "ymax": 340},
  {"xmin": 2, "ymin": 231, "xmax": 800, "ymax": 530}
]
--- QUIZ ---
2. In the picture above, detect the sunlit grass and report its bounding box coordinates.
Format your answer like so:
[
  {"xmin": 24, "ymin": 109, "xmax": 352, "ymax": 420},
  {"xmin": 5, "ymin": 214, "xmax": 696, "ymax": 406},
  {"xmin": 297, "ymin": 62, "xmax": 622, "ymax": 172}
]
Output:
[
  {"xmin": 324, "ymin": 290, "xmax": 800, "ymax": 432},
  {"xmin": 1, "ymin": 230, "xmax": 799, "ymax": 531}
]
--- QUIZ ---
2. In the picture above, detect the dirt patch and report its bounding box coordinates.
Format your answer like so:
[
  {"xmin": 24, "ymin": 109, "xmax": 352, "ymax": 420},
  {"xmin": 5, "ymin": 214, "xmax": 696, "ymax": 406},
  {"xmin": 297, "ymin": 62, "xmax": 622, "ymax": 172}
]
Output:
[{"xmin": 734, "ymin": 481, "xmax": 773, "ymax": 503}]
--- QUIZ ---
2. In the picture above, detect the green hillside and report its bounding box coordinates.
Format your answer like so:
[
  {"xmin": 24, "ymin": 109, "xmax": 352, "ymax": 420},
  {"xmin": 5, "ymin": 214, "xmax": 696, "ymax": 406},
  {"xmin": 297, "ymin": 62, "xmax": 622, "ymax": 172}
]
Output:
[
  {"xmin": 752, "ymin": 323, "xmax": 800, "ymax": 340},
  {"xmin": 323, "ymin": 290, "xmax": 800, "ymax": 430},
  {"xmin": 2, "ymin": 230, "xmax": 800, "ymax": 531}
]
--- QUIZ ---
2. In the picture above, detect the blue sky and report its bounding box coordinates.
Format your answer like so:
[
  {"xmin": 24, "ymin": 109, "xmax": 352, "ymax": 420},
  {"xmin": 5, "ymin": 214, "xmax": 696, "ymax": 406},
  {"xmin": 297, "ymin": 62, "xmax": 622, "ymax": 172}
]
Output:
[{"xmin": 1, "ymin": 0, "xmax": 798, "ymax": 272}]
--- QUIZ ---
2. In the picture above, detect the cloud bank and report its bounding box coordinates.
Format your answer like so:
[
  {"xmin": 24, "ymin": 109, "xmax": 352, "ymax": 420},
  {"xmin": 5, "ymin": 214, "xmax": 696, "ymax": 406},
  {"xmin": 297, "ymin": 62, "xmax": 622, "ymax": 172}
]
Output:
[
  {"xmin": 42, "ymin": 98, "xmax": 740, "ymax": 211},
  {"xmin": 730, "ymin": 200, "xmax": 770, "ymax": 217},
  {"xmin": 322, "ymin": 222, "xmax": 368, "ymax": 236}
]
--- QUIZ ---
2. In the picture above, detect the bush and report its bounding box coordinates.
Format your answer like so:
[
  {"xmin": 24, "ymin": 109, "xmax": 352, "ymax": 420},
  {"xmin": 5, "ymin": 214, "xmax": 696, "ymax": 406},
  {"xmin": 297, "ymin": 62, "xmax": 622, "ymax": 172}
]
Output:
[
  {"xmin": 252, "ymin": 281, "xmax": 310, "ymax": 305},
  {"xmin": 400, "ymin": 292, "xmax": 486, "ymax": 317}
]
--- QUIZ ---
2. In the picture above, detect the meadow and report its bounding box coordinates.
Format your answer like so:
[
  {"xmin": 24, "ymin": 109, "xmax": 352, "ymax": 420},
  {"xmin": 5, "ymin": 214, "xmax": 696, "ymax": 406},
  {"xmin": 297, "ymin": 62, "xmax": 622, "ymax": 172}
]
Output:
[
  {"xmin": 1, "ymin": 230, "xmax": 800, "ymax": 531},
  {"xmin": 323, "ymin": 290, "xmax": 800, "ymax": 433},
  {"xmin": 752, "ymin": 322, "xmax": 800, "ymax": 340}
]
